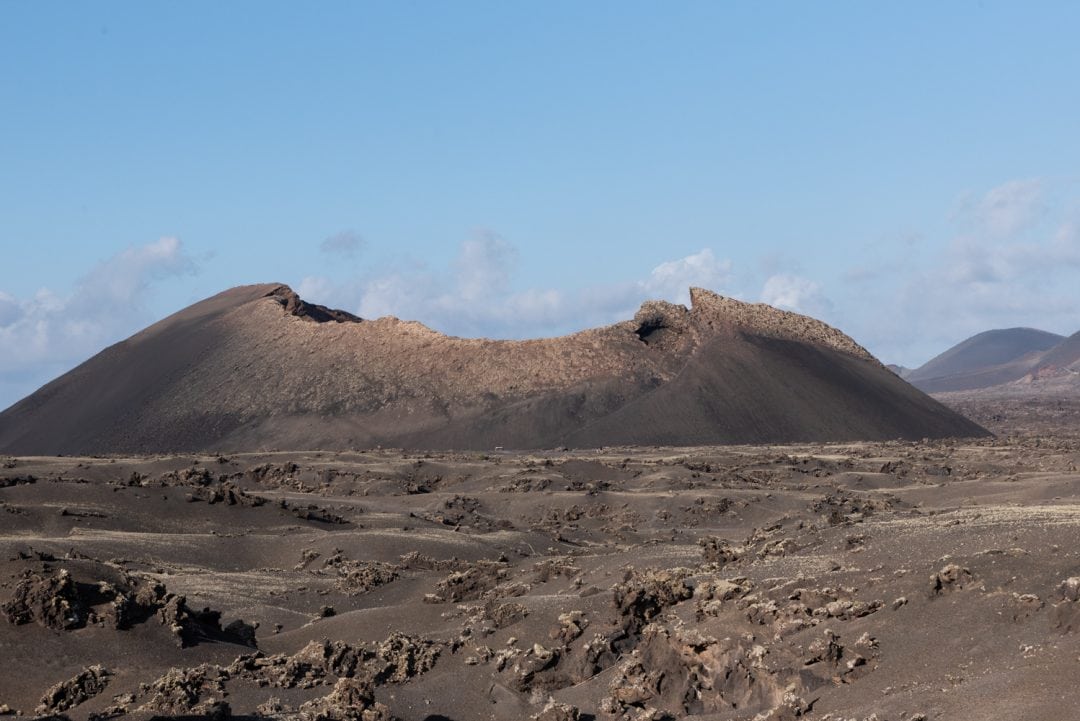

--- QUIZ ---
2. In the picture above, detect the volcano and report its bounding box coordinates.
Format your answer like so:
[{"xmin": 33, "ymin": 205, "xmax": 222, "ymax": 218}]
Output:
[{"xmin": 0, "ymin": 284, "xmax": 988, "ymax": 454}]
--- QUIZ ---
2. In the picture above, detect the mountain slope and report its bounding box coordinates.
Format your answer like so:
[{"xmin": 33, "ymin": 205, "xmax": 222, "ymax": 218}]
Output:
[
  {"xmin": 0, "ymin": 284, "xmax": 988, "ymax": 454},
  {"xmin": 1028, "ymin": 331, "xmax": 1080, "ymax": 375},
  {"xmin": 907, "ymin": 328, "xmax": 1065, "ymax": 393}
]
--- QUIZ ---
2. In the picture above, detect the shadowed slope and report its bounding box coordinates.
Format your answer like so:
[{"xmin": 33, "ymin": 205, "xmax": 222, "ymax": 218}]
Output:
[{"xmin": 0, "ymin": 284, "xmax": 988, "ymax": 454}]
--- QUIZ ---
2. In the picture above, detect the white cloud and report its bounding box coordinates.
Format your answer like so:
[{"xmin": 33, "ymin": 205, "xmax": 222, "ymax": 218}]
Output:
[
  {"xmin": 0, "ymin": 238, "xmax": 197, "ymax": 408},
  {"xmin": 301, "ymin": 238, "xmax": 739, "ymax": 339},
  {"xmin": 839, "ymin": 178, "xmax": 1080, "ymax": 367},
  {"xmin": 72, "ymin": 237, "xmax": 195, "ymax": 315},
  {"xmin": 975, "ymin": 178, "xmax": 1044, "ymax": 238},
  {"xmin": 946, "ymin": 221, "xmax": 1080, "ymax": 287},
  {"xmin": 454, "ymin": 231, "xmax": 516, "ymax": 302},
  {"xmin": 0, "ymin": 291, "xmax": 19, "ymax": 327},
  {"xmin": 351, "ymin": 232, "xmax": 588, "ymax": 338},
  {"xmin": 760, "ymin": 274, "xmax": 831, "ymax": 316},
  {"xmin": 642, "ymin": 249, "xmax": 733, "ymax": 305},
  {"xmin": 296, "ymin": 275, "xmax": 336, "ymax": 305}
]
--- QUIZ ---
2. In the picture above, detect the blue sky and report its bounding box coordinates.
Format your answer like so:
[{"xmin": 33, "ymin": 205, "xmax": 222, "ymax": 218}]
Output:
[{"xmin": 3, "ymin": 2, "xmax": 1080, "ymax": 409}]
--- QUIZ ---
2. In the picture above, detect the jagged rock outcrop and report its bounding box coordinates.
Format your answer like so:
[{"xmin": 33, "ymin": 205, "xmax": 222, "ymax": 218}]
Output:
[{"xmin": 0, "ymin": 283, "xmax": 988, "ymax": 453}]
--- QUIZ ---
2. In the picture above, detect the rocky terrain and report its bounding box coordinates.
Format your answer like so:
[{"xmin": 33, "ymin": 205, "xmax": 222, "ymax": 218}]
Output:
[
  {"xmin": 0, "ymin": 284, "xmax": 985, "ymax": 455},
  {"xmin": 2, "ymin": 398, "xmax": 1079, "ymax": 720}
]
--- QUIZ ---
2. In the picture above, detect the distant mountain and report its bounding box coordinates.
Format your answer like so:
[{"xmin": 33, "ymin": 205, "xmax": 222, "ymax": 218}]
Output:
[
  {"xmin": 1028, "ymin": 330, "xmax": 1080, "ymax": 378},
  {"xmin": 0, "ymin": 284, "xmax": 988, "ymax": 455},
  {"xmin": 908, "ymin": 328, "xmax": 1065, "ymax": 393},
  {"xmin": 886, "ymin": 364, "xmax": 912, "ymax": 379}
]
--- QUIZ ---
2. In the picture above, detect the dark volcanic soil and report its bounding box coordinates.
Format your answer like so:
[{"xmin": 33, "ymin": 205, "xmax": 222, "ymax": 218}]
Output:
[{"xmin": 1, "ymin": 400, "xmax": 1078, "ymax": 720}]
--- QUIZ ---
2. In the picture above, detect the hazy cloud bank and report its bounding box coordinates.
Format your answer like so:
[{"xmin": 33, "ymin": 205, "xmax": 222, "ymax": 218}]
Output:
[
  {"xmin": 842, "ymin": 178, "xmax": 1080, "ymax": 366},
  {"xmin": 300, "ymin": 236, "xmax": 741, "ymax": 339}
]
